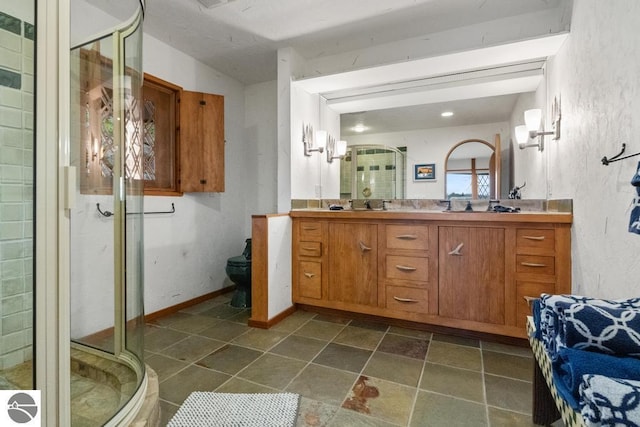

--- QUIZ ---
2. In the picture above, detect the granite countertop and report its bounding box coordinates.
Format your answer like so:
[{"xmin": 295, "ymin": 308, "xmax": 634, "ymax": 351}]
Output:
[
  {"xmin": 289, "ymin": 198, "xmax": 573, "ymax": 223},
  {"xmin": 289, "ymin": 208, "xmax": 573, "ymax": 223}
]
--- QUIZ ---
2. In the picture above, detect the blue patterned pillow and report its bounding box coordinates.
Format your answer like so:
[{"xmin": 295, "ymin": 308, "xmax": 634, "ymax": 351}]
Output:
[
  {"xmin": 562, "ymin": 304, "xmax": 640, "ymax": 357},
  {"xmin": 580, "ymin": 374, "xmax": 640, "ymax": 427}
]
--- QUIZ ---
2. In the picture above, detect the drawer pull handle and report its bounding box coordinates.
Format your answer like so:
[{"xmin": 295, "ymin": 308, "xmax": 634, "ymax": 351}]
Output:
[
  {"xmin": 302, "ymin": 226, "xmax": 318, "ymax": 231},
  {"xmin": 521, "ymin": 262, "xmax": 547, "ymax": 267},
  {"xmin": 523, "ymin": 235, "xmax": 545, "ymax": 241},
  {"xmin": 304, "ymin": 272, "xmax": 315, "ymax": 278},
  {"xmin": 302, "ymin": 246, "xmax": 317, "ymax": 251},
  {"xmin": 448, "ymin": 243, "xmax": 464, "ymax": 256},
  {"xmin": 359, "ymin": 241, "xmax": 372, "ymax": 252},
  {"xmin": 396, "ymin": 234, "xmax": 418, "ymax": 240},
  {"xmin": 395, "ymin": 265, "xmax": 417, "ymax": 271},
  {"xmin": 393, "ymin": 296, "xmax": 419, "ymax": 303}
]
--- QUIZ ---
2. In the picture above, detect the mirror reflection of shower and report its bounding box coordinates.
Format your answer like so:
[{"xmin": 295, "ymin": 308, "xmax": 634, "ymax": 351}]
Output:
[{"xmin": 340, "ymin": 145, "xmax": 406, "ymax": 199}]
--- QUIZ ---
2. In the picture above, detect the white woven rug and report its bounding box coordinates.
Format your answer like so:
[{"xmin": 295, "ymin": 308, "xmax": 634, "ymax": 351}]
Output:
[{"xmin": 167, "ymin": 392, "xmax": 300, "ymax": 427}]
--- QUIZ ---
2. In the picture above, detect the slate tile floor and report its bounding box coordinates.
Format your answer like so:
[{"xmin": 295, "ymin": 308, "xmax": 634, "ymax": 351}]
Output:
[{"xmin": 146, "ymin": 294, "xmax": 542, "ymax": 426}]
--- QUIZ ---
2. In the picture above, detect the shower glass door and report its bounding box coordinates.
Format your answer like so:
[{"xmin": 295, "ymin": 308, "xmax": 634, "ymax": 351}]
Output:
[
  {"xmin": 0, "ymin": 1, "xmax": 35, "ymax": 392},
  {"xmin": 69, "ymin": 1, "xmax": 144, "ymax": 424},
  {"xmin": 340, "ymin": 145, "xmax": 406, "ymax": 199}
]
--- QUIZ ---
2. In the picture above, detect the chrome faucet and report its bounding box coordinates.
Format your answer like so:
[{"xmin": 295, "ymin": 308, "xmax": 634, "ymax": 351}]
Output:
[{"xmin": 364, "ymin": 200, "xmax": 372, "ymax": 210}]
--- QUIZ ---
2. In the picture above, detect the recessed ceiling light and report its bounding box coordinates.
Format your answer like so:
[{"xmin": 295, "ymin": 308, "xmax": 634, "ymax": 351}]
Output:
[
  {"xmin": 441, "ymin": 111, "xmax": 454, "ymax": 117},
  {"xmin": 353, "ymin": 124, "xmax": 368, "ymax": 132}
]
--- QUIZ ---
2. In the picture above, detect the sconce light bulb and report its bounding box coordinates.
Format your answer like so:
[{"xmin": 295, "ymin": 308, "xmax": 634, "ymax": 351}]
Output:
[
  {"xmin": 515, "ymin": 125, "xmax": 529, "ymax": 145},
  {"xmin": 337, "ymin": 140, "xmax": 347, "ymax": 156},
  {"xmin": 316, "ymin": 130, "xmax": 327, "ymax": 151},
  {"xmin": 524, "ymin": 109, "xmax": 542, "ymax": 132}
]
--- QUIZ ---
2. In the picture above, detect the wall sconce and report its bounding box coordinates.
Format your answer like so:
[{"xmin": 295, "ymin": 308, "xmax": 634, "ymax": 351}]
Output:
[
  {"xmin": 327, "ymin": 138, "xmax": 347, "ymax": 163},
  {"xmin": 515, "ymin": 97, "xmax": 561, "ymax": 151},
  {"xmin": 515, "ymin": 124, "xmax": 543, "ymax": 151},
  {"xmin": 303, "ymin": 123, "xmax": 326, "ymax": 156}
]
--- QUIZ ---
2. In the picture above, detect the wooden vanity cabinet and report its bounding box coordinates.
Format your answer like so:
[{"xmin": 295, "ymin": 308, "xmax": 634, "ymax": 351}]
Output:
[
  {"xmin": 293, "ymin": 221, "xmax": 326, "ymax": 301},
  {"xmin": 291, "ymin": 212, "xmax": 572, "ymax": 339},
  {"xmin": 512, "ymin": 226, "xmax": 570, "ymax": 328},
  {"xmin": 328, "ymin": 222, "xmax": 378, "ymax": 306},
  {"xmin": 179, "ymin": 90, "xmax": 225, "ymax": 192},
  {"xmin": 438, "ymin": 226, "xmax": 505, "ymax": 325},
  {"xmin": 381, "ymin": 223, "xmax": 438, "ymax": 315}
]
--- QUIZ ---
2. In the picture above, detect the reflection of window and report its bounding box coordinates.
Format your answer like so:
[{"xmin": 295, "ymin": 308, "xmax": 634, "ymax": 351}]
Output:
[
  {"xmin": 446, "ymin": 165, "xmax": 491, "ymax": 199},
  {"xmin": 445, "ymin": 140, "xmax": 496, "ymax": 199},
  {"xmin": 142, "ymin": 74, "xmax": 181, "ymax": 195}
]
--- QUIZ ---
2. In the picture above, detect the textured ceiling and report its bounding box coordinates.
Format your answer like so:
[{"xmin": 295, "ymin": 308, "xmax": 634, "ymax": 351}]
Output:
[
  {"xmin": 341, "ymin": 94, "xmax": 519, "ymax": 136},
  {"xmin": 81, "ymin": 0, "xmax": 568, "ymax": 134},
  {"xmin": 85, "ymin": 0, "xmax": 564, "ymax": 85}
]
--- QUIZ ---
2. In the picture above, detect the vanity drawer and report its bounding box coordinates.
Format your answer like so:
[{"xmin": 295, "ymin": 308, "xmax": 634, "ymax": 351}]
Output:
[
  {"xmin": 298, "ymin": 261, "xmax": 322, "ymax": 299},
  {"xmin": 516, "ymin": 280, "xmax": 556, "ymax": 328},
  {"xmin": 299, "ymin": 241, "xmax": 321, "ymax": 257},
  {"xmin": 516, "ymin": 255, "xmax": 555, "ymax": 275},
  {"xmin": 299, "ymin": 221, "xmax": 323, "ymax": 241},
  {"xmin": 386, "ymin": 224, "xmax": 429, "ymax": 250},
  {"xmin": 386, "ymin": 286, "xmax": 429, "ymax": 313},
  {"xmin": 516, "ymin": 229, "xmax": 555, "ymax": 252},
  {"xmin": 385, "ymin": 255, "xmax": 428, "ymax": 282}
]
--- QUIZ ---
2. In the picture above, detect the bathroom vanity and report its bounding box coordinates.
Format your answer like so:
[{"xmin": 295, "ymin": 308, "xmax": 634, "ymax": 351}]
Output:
[{"xmin": 290, "ymin": 209, "xmax": 572, "ymax": 339}]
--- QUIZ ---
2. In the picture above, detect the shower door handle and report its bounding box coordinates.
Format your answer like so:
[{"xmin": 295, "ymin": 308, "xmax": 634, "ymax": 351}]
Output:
[{"xmin": 64, "ymin": 166, "xmax": 77, "ymax": 210}]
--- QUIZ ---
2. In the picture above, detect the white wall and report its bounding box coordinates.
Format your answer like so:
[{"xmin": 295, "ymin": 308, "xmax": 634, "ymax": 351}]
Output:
[
  {"xmin": 69, "ymin": 4, "xmax": 266, "ymax": 335},
  {"xmin": 142, "ymin": 34, "xmax": 258, "ymax": 314},
  {"xmin": 543, "ymin": 0, "xmax": 640, "ymax": 298},
  {"xmin": 266, "ymin": 215, "xmax": 292, "ymax": 318},
  {"xmin": 289, "ymin": 83, "xmax": 341, "ymax": 200},
  {"xmin": 245, "ymin": 80, "xmax": 278, "ymax": 216},
  {"xmin": 510, "ymin": 89, "xmax": 548, "ymax": 199},
  {"xmin": 346, "ymin": 122, "xmax": 509, "ymax": 199}
]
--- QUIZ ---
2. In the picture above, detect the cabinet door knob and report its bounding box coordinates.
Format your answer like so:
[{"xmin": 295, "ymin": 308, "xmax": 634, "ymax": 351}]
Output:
[
  {"xmin": 359, "ymin": 241, "xmax": 372, "ymax": 252},
  {"xmin": 523, "ymin": 235, "xmax": 545, "ymax": 241},
  {"xmin": 395, "ymin": 265, "xmax": 417, "ymax": 271},
  {"xmin": 448, "ymin": 243, "xmax": 464, "ymax": 256},
  {"xmin": 393, "ymin": 296, "xmax": 419, "ymax": 303},
  {"xmin": 396, "ymin": 234, "xmax": 418, "ymax": 240},
  {"xmin": 304, "ymin": 272, "xmax": 315, "ymax": 278},
  {"xmin": 521, "ymin": 262, "xmax": 547, "ymax": 267}
]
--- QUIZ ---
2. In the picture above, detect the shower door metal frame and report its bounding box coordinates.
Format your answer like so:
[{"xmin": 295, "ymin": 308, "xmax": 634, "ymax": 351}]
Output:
[
  {"xmin": 35, "ymin": 1, "xmax": 72, "ymax": 425},
  {"xmin": 35, "ymin": 0, "xmax": 148, "ymax": 425}
]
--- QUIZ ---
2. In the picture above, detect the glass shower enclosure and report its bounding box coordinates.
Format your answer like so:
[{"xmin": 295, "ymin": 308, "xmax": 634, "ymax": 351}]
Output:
[
  {"xmin": 68, "ymin": 1, "xmax": 146, "ymax": 424},
  {"xmin": 1, "ymin": 0, "xmax": 147, "ymax": 424},
  {"xmin": 340, "ymin": 145, "xmax": 406, "ymax": 199}
]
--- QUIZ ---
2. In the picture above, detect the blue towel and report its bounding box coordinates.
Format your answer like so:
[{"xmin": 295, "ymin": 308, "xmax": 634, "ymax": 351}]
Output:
[
  {"xmin": 562, "ymin": 304, "xmax": 640, "ymax": 357},
  {"xmin": 552, "ymin": 347, "xmax": 640, "ymax": 408},
  {"xmin": 538, "ymin": 294, "xmax": 640, "ymax": 360},
  {"xmin": 580, "ymin": 375, "xmax": 640, "ymax": 427}
]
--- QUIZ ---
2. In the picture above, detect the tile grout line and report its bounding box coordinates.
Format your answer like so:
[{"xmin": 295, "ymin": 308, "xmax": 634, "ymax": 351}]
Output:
[
  {"xmin": 406, "ymin": 331, "xmax": 433, "ymax": 427},
  {"xmin": 480, "ymin": 341, "xmax": 490, "ymax": 426}
]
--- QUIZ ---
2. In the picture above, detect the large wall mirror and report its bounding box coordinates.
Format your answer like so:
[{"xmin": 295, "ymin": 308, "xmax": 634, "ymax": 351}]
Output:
[{"xmin": 292, "ymin": 31, "xmax": 569, "ymax": 201}]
